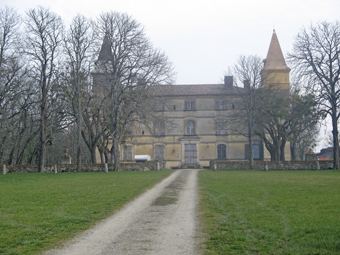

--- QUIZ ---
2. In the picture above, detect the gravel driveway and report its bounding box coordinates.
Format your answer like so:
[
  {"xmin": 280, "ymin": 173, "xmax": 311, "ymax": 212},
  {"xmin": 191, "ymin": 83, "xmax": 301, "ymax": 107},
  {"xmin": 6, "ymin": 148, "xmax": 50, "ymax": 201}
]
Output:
[{"xmin": 43, "ymin": 169, "xmax": 202, "ymax": 255}]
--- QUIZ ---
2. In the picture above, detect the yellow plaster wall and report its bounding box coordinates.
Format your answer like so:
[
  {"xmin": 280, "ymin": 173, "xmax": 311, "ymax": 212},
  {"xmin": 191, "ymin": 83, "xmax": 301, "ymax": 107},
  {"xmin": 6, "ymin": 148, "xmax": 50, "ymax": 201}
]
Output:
[{"xmin": 262, "ymin": 70, "xmax": 290, "ymax": 90}]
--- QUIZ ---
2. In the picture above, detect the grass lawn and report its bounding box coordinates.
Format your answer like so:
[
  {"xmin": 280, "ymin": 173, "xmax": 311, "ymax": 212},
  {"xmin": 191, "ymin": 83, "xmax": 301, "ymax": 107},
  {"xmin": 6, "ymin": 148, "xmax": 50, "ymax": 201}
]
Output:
[
  {"xmin": 199, "ymin": 170, "xmax": 340, "ymax": 255},
  {"xmin": 0, "ymin": 170, "xmax": 173, "ymax": 255}
]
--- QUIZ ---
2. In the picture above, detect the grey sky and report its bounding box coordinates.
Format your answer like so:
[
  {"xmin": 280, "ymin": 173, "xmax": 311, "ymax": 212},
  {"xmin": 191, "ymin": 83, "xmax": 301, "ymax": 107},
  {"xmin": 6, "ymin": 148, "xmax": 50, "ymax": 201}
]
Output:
[{"xmin": 4, "ymin": 0, "xmax": 340, "ymax": 85}]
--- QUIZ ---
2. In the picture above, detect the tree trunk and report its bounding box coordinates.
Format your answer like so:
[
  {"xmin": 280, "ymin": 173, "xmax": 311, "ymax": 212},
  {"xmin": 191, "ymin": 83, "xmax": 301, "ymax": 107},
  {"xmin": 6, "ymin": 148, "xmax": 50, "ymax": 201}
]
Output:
[
  {"xmin": 99, "ymin": 147, "xmax": 105, "ymax": 163},
  {"xmin": 262, "ymin": 136, "xmax": 276, "ymax": 161},
  {"xmin": 248, "ymin": 130, "xmax": 253, "ymax": 169},
  {"xmin": 113, "ymin": 139, "xmax": 121, "ymax": 171},
  {"xmin": 91, "ymin": 146, "xmax": 97, "ymax": 164},
  {"xmin": 76, "ymin": 76, "xmax": 82, "ymax": 172},
  {"xmin": 275, "ymin": 139, "xmax": 280, "ymax": 163},
  {"xmin": 110, "ymin": 143, "xmax": 114, "ymax": 163},
  {"xmin": 280, "ymin": 138, "xmax": 286, "ymax": 161},
  {"xmin": 290, "ymin": 141, "xmax": 297, "ymax": 161},
  {"xmin": 38, "ymin": 89, "xmax": 47, "ymax": 173},
  {"xmin": 104, "ymin": 151, "xmax": 109, "ymax": 164},
  {"xmin": 76, "ymin": 146, "xmax": 81, "ymax": 172},
  {"xmin": 332, "ymin": 111, "xmax": 339, "ymax": 169}
]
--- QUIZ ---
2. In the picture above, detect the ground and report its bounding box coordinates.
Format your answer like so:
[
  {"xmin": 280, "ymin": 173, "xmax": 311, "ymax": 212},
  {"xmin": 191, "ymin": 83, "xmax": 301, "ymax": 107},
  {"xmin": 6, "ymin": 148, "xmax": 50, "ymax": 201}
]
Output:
[{"xmin": 43, "ymin": 169, "xmax": 202, "ymax": 255}]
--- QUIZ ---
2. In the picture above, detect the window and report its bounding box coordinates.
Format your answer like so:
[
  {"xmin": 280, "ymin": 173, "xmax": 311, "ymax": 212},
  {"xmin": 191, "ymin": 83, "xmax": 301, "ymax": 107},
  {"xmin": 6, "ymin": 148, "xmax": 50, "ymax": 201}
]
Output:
[
  {"xmin": 123, "ymin": 146, "xmax": 133, "ymax": 161},
  {"xmin": 185, "ymin": 100, "xmax": 195, "ymax": 110},
  {"xmin": 216, "ymin": 119, "xmax": 227, "ymax": 135},
  {"xmin": 252, "ymin": 144, "xmax": 260, "ymax": 159},
  {"xmin": 154, "ymin": 101, "xmax": 164, "ymax": 111},
  {"xmin": 216, "ymin": 99, "xmax": 226, "ymax": 110},
  {"xmin": 185, "ymin": 144, "xmax": 197, "ymax": 164},
  {"xmin": 217, "ymin": 144, "xmax": 226, "ymax": 159},
  {"xmin": 155, "ymin": 120, "xmax": 165, "ymax": 136},
  {"xmin": 245, "ymin": 144, "xmax": 262, "ymax": 160},
  {"xmin": 185, "ymin": 120, "xmax": 195, "ymax": 135},
  {"xmin": 155, "ymin": 145, "xmax": 165, "ymax": 160}
]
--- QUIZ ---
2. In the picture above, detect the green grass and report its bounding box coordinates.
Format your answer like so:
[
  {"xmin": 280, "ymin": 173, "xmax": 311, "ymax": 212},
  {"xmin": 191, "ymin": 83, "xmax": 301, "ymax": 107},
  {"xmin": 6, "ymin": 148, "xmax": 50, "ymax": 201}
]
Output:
[
  {"xmin": 0, "ymin": 170, "xmax": 172, "ymax": 255},
  {"xmin": 199, "ymin": 170, "xmax": 340, "ymax": 255}
]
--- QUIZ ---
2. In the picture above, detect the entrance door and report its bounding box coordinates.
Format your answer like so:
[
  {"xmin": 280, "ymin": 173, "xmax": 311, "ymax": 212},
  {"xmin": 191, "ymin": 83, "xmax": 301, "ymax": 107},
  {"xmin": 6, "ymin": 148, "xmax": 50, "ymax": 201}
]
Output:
[{"xmin": 184, "ymin": 144, "xmax": 197, "ymax": 164}]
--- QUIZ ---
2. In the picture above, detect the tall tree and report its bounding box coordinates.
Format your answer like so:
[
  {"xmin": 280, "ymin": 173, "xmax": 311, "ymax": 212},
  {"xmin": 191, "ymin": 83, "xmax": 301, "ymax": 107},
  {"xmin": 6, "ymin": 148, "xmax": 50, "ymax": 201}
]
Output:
[
  {"xmin": 231, "ymin": 55, "xmax": 263, "ymax": 168},
  {"xmin": 231, "ymin": 55, "xmax": 297, "ymax": 163},
  {"xmin": 64, "ymin": 14, "xmax": 93, "ymax": 171},
  {"xmin": 289, "ymin": 21, "xmax": 340, "ymax": 169},
  {"xmin": 81, "ymin": 93, "xmax": 108, "ymax": 164},
  {"xmin": 93, "ymin": 12, "xmax": 174, "ymax": 171},
  {"xmin": 24, "ymin": 7, "xmax": 64, "ymax": 172},
  {"xmin": 288, "ymin": 92, "xmax": 321, "ymax": 160},
  {"xmin": 0, "ymin": 7, "xmax": 31, "ymax": 165},
  {"xmin": 254, "ymin": 86, "xmax": 290, "ymax": 161}
]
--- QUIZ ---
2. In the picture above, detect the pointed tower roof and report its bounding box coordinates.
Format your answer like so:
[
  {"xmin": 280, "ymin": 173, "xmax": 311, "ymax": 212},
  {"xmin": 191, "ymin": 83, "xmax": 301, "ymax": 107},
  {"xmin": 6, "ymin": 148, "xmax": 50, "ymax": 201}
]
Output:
[
  {"xmin": 263, "ymin": 30, "xmax": 290, "ymax": 71},
  {"xmin": 97, "ymin": 34, "xmax": 113, "ymax": 62}
]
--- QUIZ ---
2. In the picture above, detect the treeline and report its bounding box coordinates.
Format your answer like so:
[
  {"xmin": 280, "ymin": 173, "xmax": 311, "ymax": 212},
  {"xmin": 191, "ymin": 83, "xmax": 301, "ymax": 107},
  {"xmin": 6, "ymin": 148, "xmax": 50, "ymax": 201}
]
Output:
[
  {"xmin": 0, "ymin": 6, "xmax": 174, "ymax": 171},
  {"xmin": 2, "ymin": 5, "xmax": 340, "ymax": 170}
]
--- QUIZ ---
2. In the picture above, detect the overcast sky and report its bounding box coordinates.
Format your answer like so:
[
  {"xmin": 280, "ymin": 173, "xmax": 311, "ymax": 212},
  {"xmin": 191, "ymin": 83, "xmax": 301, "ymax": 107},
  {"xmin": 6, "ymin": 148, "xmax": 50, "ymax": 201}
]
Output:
[
  {"xmin": 4, "ymin": 0, "xmax": 340, "ymax": 85},
  {"xmin": 3, "ymin": 0, "xmax": 340, "ymax": 150}
]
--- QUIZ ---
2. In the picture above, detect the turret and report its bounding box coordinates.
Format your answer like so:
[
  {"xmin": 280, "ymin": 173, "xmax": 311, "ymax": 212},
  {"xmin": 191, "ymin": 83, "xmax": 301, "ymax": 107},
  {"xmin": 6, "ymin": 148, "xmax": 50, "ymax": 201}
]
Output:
[
  {"xmin": 91, "ymin": 34, "xmax": 113, "ymax": 94},
  {"xmin": 261, "ymin": 30, "xmax": 290, "ymax": 91}
]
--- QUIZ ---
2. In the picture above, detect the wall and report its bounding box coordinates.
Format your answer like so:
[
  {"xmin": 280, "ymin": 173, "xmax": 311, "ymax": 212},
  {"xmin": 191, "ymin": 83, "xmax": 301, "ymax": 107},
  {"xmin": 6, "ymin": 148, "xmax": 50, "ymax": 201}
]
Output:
[
  {"xmin": 129, "ymin": 94, "xmax": 258, "ymax": 169},
  {"xmin": 1, "ymin": 161, "xmax": 164, "ymax": 174},
  {"xmin": 210, "ymin": 160, "xmax": 334, "ymax": 170}
]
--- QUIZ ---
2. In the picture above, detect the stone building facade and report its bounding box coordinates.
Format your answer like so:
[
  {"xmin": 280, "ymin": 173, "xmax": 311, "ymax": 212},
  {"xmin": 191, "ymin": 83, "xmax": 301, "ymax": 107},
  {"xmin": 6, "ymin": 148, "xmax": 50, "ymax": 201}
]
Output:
[
  {"xmin": 124, "ymin": 79, "xmax": 264, "ymax": 169},
  {"xmin": 94, "ymin": 31, "xmax": 291, "ymax": 168}
]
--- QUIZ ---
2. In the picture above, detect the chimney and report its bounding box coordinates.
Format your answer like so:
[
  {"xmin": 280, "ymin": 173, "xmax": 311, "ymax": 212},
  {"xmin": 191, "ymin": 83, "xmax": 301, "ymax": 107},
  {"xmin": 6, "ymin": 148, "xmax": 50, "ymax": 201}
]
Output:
[
  {"xmin": 224, "ymin": 76, "xmax": 233, "ymax": 89},
  {"xmin": 243, "ymin": 79, "xmax": 250, "ymax": 90}
]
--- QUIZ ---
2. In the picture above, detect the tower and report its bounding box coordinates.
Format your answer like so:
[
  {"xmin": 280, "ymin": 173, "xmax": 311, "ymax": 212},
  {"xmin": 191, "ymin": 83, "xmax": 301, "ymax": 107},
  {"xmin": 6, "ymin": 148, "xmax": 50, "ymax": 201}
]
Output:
[
  {"xmin": 261, "ymin": 30, "xmax": 290, "ymax": 91},
  {"xmin": 91, "ymin": 34, "xmax": 113, "ymax": 95}
]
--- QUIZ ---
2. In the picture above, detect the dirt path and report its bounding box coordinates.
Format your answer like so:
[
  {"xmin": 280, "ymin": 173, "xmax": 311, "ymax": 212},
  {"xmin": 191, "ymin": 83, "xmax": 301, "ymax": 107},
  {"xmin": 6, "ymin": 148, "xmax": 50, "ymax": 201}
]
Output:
[{"xmin": 43, "ymin": 169, "xmax": 202, "ymax": 255}]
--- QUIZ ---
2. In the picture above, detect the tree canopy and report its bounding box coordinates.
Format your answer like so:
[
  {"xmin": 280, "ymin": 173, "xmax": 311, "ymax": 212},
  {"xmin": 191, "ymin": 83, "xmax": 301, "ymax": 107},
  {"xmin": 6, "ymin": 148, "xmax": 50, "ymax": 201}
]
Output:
[{"xmin": 289, "ymin": 20, "xmax": 340, "ymax": 168}]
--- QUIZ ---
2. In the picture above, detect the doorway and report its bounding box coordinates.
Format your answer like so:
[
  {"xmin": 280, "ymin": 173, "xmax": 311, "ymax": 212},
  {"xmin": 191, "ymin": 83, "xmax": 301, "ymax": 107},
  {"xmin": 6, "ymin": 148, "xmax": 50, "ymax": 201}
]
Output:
[{"xmin": 184, "ymin": 144, "xmax": 197, "ymax": 164}]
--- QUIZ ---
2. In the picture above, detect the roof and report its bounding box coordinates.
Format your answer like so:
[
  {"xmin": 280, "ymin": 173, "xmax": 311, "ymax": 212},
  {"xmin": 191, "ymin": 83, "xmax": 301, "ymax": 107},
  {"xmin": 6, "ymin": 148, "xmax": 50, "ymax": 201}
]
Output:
[
  {"xmin": 149, "ymin": 84, "xmax": 245, "ymax": 97},
  {"xmin": 97, "ymin": 34, "xmax": 113, "ymax": 62},
  {"xmin": 263, "ymin": 30, "xmax": 290, "ymax": 71}
]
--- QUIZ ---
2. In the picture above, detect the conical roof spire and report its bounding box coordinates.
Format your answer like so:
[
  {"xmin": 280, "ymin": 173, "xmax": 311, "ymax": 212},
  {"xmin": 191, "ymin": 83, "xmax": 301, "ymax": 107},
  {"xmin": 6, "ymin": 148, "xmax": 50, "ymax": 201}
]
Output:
[
  {"xmin": 97, "ymin": 33, "xmax": 113, "ymax": 62},
  {"xmin": 263, "ymin": 30, "xmax": 290, "ymax": 71}
]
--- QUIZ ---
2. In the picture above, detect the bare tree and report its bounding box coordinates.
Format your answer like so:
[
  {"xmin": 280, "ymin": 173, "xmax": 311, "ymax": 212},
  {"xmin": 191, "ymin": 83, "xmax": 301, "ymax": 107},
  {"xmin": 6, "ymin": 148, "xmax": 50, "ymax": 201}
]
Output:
[
  {"xmin": 254, "ymin": 86, "xmax": 292, "ymax": 161},
  {"xmin": 0, "ymin": 7, "xmax": 32, "ymax": 165},
  {"xmin": 0, "ymin": 7, "xmax": 20, "ymax": 66},
  {"xmin": 230, "ymin": 55, "xmax": 302, "ymax": 163},
  {"xmin": 81, "ymin": 93, "xmax": 108, "ymax": 163},
  {"xmin": 24, "ymin": 7, "xmax": 64, "ymax": 172},
  {"xmin": 64, "ymin": 14, "xmax": 93, "ymax": 171},
  {"xmin": 288, "ymin": 92, "xmax": 321, "ymax": 160},
  {"xmin": 288, "ymin": 21, "xmax": 340, "ymax": 169},
  {"xmin": 231, "ymin": 55, "xmax": 263, "ymax": 168},
  {"xmin": 93, "ymin": 12, "xmax": 174, "ymax": 171}
]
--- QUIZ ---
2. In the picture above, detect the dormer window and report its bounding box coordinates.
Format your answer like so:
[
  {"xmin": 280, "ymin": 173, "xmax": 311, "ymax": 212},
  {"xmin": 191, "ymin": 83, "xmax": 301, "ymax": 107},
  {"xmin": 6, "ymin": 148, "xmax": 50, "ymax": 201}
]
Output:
[
  {"xmin": 185, "ymin": 100, "xmax": 195, "ymax": 110},
  {"xmin": 154, "ymin": 101, "xmax": 164, "ymax": 111},
  {"xmin": 216, "ymin": 99, "xmax": 226, "ymax": 110}
]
